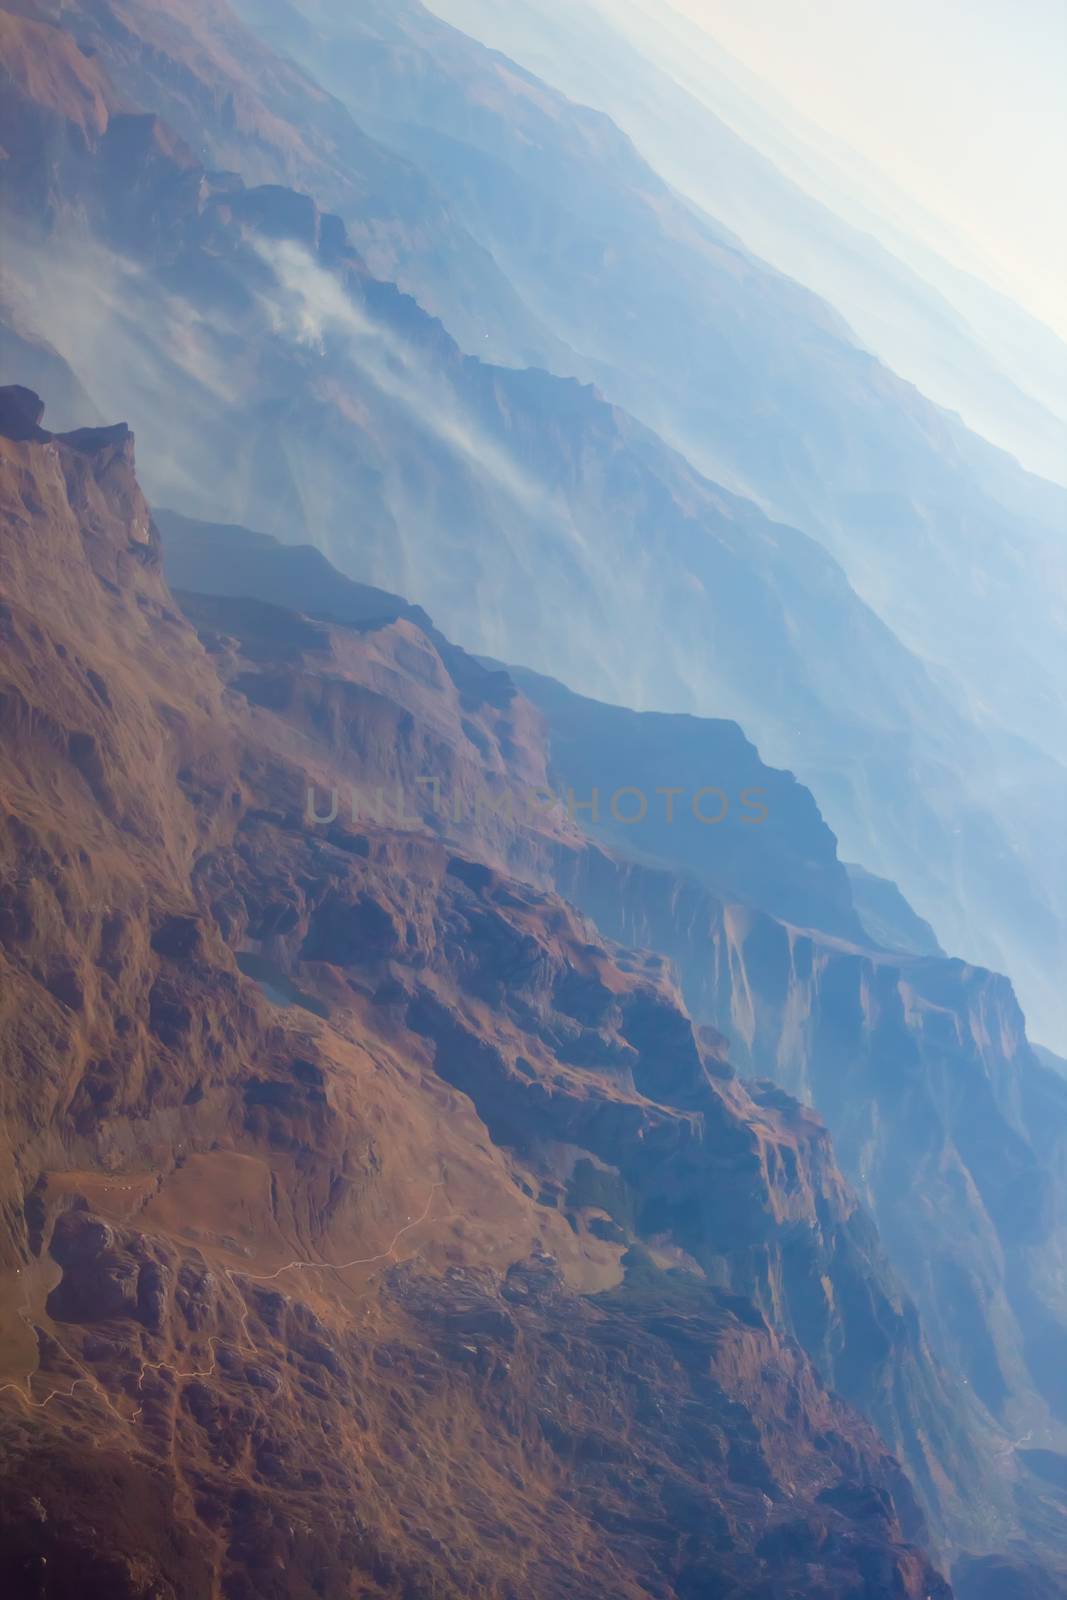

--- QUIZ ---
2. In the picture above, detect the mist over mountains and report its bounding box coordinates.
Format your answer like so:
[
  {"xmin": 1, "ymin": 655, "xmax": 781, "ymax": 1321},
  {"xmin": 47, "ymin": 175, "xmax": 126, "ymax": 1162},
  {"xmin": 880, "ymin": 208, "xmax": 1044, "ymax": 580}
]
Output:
[
  {"xmin": 4, "ymin": 0, "xmax": 1065, "ymax": 1050},
  {"xmin": 430, "ymin": 0, "xmax": 1067, "ymax": 482},
  {"xmin": 1, "ymin": 2, "xmax": 1065, "ymax": 1596}
]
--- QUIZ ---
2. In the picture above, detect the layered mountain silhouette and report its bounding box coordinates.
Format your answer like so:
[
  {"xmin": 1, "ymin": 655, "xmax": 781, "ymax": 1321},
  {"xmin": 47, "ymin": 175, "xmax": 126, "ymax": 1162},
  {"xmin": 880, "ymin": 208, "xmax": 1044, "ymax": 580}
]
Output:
[
  {"xmin": 430, "ymin": 0, "xmax": 1067, "ymax": 485},
  {"xmin": 2, "ymin": 0, "xmax": 1065, "ymax": 1053},
  {"xmin": 161, "ymin": 501, "xmax": 1067, "ymax": 1595},
  {"xmin": 2, "ymin": 0, "xmax": 1066, "ymax": 1595},
  {"xmin": 3, "ymin": 388, "xmax": 1063, "ymax": 1591},
  {"xmin": 232, "ymin": 0, "xmax": 1067, "ymax": 740},
  {"xmin": 0, "ymin": 387, "xmax": 963, "ymax": 1597}
]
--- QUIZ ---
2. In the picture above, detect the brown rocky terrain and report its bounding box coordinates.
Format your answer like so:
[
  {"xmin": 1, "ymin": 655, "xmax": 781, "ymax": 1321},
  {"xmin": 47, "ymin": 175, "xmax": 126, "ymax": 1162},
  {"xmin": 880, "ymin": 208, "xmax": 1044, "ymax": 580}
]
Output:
[
  {"xmin": 156, "ymin": 506, "xmax": 1067, "ymax": 1596},
  {"xmin": 506, "ymin": 679, "xmax": 1067, "ymax": 1465},
  {"xmin": 505, "ymin": 672, "xmax": 1067, "ymax": 1424},
  {"xmin": 0, "ymin": 392, "xmax": 963, "ymax": 1595},
  {"xmin": 0, "ymin": 5, "xmax": 1063, "ymax": 1592}
]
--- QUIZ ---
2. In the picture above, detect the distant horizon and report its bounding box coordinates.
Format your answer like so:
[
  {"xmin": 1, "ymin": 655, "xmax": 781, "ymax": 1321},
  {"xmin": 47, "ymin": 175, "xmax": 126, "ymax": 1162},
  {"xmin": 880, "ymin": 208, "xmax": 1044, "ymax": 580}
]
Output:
[{"xmin": 655, "ymin": 0, "xmax": 1067, "ymax": 339}]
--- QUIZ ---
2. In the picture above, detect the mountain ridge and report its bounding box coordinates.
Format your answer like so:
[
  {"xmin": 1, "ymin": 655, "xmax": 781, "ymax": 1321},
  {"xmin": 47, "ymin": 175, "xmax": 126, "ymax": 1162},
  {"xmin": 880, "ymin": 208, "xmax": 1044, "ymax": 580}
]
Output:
[
  {"xmin": 0, "ymin": 388, "xmax": 962, "ymax": 1596},
  {"xmin": 5, "ymin": 0, "xmax": 1061, "ymax": 1049},
  {"xmin": 160, "ymin": 503, "xmax": 1067, "ymax": 1591},
  {"xmin": 2, "ymin": 2, "xmax": 1065, "ymax": 1592}
]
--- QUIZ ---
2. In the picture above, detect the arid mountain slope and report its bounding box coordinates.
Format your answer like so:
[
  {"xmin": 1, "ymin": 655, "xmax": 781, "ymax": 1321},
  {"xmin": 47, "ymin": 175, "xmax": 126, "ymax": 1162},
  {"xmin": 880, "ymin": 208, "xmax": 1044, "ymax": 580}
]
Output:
[
  {"xmin": 0, "ymin": 395, "xmax": 960, "ymax": 1595},
  {"xmin": 159, "ymin": 505, "xmax": 1067, "ymax": 1594}
]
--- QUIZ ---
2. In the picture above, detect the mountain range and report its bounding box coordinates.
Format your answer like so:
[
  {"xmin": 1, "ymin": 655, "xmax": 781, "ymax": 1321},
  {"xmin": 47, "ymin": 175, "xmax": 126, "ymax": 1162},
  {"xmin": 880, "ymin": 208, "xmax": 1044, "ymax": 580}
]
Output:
[
  {"xmin": 1, "ymin": 0, "xmax": 1065, "ymax": 1594},
  {"xmin": 3, "ymin": 0, "xmax": 1066, "ymax": 1053},
  {"xmin": 429, "ymin": 0, "xmax": 1067, "ymax": 485}
]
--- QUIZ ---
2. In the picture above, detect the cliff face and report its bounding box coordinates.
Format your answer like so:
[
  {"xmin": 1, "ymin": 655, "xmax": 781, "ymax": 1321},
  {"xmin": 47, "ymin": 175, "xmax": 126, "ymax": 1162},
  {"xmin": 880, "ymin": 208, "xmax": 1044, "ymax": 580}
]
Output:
[
  {"xmin": 0, "ymin": 392, "xmax": 958, "ymax": 1596},
  {"xmin": 455, "ymin": 642, "xmax": 1067, "ymax": 1477},
  {"xmin": 551, "ymin": 797, "xmax": 1067, "ymax": 1450},
  {"xmin": 504, "ymin": 661, "xmax": 863, "ymax": 943},
  {"xmin": 158, "ymin": 506, "xmax": 1067, "ymax": 1592},
  {"xmin": 160, "ymin": 505, "xmax": 1067, "ymax": 1461}
]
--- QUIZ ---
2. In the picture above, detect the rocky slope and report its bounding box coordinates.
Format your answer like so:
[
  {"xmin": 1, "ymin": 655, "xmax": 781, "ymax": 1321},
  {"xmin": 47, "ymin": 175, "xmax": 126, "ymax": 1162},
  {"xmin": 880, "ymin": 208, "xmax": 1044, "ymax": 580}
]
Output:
[
  {"xmin": 0, "ymin": 394, "xmax": 965, "ymax": 1595},
  {"xmin": 159, "ymin": 504, "xmax": 1067, "ymax": 1595},
  {"xmin": 497, "ymin": 670, "xmax": 1067, "ymax": 1593}
]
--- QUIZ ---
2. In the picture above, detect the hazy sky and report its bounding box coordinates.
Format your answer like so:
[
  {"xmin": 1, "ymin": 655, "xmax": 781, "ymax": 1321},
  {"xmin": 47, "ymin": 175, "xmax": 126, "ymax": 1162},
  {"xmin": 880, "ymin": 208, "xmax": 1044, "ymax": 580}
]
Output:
[{"xmin": 669, "ymin": 0, "xmax": 1067, "ymax": 336}]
